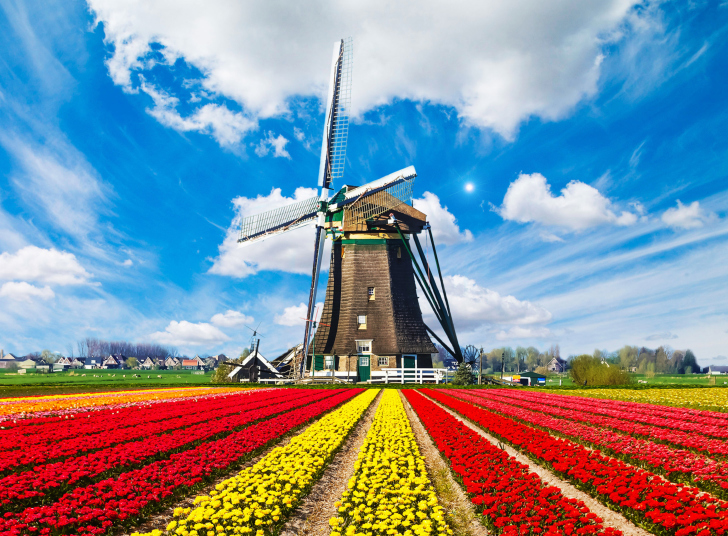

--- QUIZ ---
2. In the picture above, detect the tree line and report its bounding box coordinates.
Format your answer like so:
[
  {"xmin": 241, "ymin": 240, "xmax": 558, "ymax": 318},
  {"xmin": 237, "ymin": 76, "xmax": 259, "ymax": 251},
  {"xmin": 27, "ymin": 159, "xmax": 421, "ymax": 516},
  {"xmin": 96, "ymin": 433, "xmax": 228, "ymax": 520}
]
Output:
[{"xmin": 75, "ymin": 338, "xmax": 179, "ymax": 360}]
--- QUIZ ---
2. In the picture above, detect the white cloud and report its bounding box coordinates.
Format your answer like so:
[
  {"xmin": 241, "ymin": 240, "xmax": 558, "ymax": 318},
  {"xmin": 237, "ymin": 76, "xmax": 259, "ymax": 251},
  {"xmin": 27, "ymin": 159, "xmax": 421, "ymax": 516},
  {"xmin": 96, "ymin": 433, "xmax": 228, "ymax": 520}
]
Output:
[
  {"xmin": 413, "ymin": 192, "xmax": 472, "ymax": 246},
  {"xmin": 142, "ymin": 82, "xmax": 256, "ymax": 146},
  {"xmin": 0, "ymin": 282, "xmax": 55, "ymax": 302},
  {"xmin": 661, "ymin": 200, "xmax": 708, "ymax": 230},
  {"xmin": 645, "ymin": 332, "xmax": 678, "ymax": 341},
  {"xmin": 539, "ymin": 231, "xmax": 565, "ymax": 243},
  {"xmin": 496, "ymin": 326, "xmax": 552, "ymax": 341},
  {"xmin": 293, "ymin": 127, "xmax": 305, "ymax": 142},
  {"xmin": 498, "ymin": 173, "xmax": 638, "ymax": 231},
  {"xmin": 254, "ymin": 131, "xmax": 290, "ymax": 158},
  {"xmin": 149, "ymin": 320, "xmax": 230, "ymax": 346},
  {"xmin": 0, "ymin": 246, "xmax": 92, "ymax": 285},
  {"xmin": 210, "ymin": 310, "xmax": 254, "ymax": 328},
  {"xmin": 442, "ymin": 275, "xmax": 552, "ymax": 332},
  {"xmin": 122, "ymin": 259, "xmax": 133, "ymax": 267},
  {"xmin": 209, "ymin": 187, "xmax": 330, "ymax": 278},
  {"xmin": 88, "ymin": 0, "xmax": 643, "ymax": 140},
  {"xmin": 274, "ymin": 303, "xmax": 308, "ymax": 327},
  {"xmin": 274, "ymin": 302, "xmax": 324, "ymax": 327}
]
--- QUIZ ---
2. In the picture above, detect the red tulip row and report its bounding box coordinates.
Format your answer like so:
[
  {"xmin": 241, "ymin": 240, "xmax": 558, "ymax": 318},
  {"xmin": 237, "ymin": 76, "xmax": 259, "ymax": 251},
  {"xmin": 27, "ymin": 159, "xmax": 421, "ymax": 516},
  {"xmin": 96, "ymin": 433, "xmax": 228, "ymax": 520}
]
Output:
[
  {"xmin": 488, "ymin": 389, "xmax": 728, "ymax": 439},
  {"xmin": 0, "ymin": 389, "xmax": 361, "ymax": 536},
  {"xmin": 0, "ymin": 389, "xmax": 295, "ymax": 474},
  {"xmin": 0, "ymin": 389, "xmax": 335, "ymax": 510},
  {"xmin": 465, "ymin": 389, "xmax": 728, "ymax": 459},
  {"xmin": 449, "ymin": 389, "xmax": 728, "ymax": 498},
  {"xmin": 424, "ymin": 389, "xmax": 728, "ymax": 536},
  {"xmin": 402, "ymin": 390, "xmax": 621, "ymax": 536},
  {"xmin": 0, "ymin": 390, "xmax": 271, "ymax": 453}
]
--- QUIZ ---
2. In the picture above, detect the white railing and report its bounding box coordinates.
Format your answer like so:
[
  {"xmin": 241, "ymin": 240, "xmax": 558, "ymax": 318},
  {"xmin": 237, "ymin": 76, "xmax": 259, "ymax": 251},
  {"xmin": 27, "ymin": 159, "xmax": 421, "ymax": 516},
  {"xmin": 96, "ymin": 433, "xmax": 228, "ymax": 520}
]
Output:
[{"xmin": 371, "ymin": 367, "xmax": 446, "ymax": 384}]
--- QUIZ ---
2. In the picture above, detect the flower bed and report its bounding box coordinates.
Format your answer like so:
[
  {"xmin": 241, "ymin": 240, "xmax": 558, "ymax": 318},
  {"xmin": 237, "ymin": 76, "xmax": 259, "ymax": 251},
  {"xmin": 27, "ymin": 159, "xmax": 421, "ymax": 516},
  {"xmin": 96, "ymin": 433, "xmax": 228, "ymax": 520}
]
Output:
[
  {"xmin": 540, "ymin": 387, "xmax": 728, "ymax": 413},
  {"xmin": 328, "ymin": 390, "xmax": 452, "ymax": 536},
  {"xmin": 0, "ymin": 389, "xmax": 360, "ymax": 536},
  {"xmin": 0, "ymin": 390, "xmax": 289, "ymax": 473},
  {"xmin": 402, "ymin": 390, "xmax": 620, "ymax": 536},
  {"xmin": 0, "ymin": 389, "xmax": 334, "ymax": 509},
  {"xmin": 489, "ymin": 389, "xmax": 728, "ymax": 438},
  {"xmin": 425, "ymin": 389, "xmax": 728, "ymax": 536},
  {"xmin": 141, "ymin": 389, "xmax": 378, "ymax": 536},
  {"xmin": 0, "ymin": 387, "xmax": 241, "ymax": 421},
  {"xmin": 456, "ymin": 389, "xmax": 728, "ymax": 497}
]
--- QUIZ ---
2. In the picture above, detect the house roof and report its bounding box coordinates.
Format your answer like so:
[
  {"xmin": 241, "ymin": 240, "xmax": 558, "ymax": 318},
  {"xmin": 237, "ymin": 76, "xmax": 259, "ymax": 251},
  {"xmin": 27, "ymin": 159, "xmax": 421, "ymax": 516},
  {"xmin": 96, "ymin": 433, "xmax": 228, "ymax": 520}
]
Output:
[
  {"xmin": 241, "ymin": 351, "xmax": 281, "ymax": 376},
  {"xmin": 0, "ymin": 353, "xmax": 19, "ymax": 361},
  {"xmin": 711, "ymin": 365, "xmax": 728, "ymax": 372},
  {"xmin": 181, "ymin": 359, "xmax": 201, "ymax": 366}
]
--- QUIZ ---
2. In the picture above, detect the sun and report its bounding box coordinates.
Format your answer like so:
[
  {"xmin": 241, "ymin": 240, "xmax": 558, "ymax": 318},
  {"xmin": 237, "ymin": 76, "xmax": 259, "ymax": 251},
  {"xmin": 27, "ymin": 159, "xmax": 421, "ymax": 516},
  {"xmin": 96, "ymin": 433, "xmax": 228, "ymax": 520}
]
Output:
[{"xmin": 465, "ymin": 182, "xmax": 475, "ymax": 192}]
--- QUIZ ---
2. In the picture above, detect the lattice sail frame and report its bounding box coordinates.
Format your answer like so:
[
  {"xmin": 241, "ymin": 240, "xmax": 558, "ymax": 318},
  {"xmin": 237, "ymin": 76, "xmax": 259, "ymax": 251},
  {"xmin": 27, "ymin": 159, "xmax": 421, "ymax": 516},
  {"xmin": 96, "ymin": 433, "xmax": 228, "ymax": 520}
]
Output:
[
  {"xmin": 238, "ymin": 196, "xmax": 319, "ymax": 244},
  {"xmin": 344, "ymin": 177, "xmax": 415, "ymax": 228},
  {"xmin": 323, "ymin": 37, "xmax": 353, "ymax": 189}
]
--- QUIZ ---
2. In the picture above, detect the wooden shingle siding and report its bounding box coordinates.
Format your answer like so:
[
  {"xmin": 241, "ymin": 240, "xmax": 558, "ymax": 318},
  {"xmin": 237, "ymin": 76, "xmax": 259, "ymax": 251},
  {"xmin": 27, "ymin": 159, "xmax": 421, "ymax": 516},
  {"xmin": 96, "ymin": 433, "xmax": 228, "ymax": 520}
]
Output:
[{"xmin": 311, "ymin": 238, "xmax": 435, "ymax": 362}]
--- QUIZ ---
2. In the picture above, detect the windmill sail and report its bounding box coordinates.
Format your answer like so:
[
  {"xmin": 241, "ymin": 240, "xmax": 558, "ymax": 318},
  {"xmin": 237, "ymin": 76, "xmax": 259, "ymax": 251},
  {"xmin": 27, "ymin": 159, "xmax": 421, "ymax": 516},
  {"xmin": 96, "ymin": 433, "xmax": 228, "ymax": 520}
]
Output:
[
  {"xmin": 318, "ymin": 37, "xmax": 353, "ymax": 190},
  {"xmin": 238, "ymin": 196, "xmax": 318, "ymax": 245},
  {"xmin": 300, "ymin": 37, "xmax": 353, "ymax": 379}
]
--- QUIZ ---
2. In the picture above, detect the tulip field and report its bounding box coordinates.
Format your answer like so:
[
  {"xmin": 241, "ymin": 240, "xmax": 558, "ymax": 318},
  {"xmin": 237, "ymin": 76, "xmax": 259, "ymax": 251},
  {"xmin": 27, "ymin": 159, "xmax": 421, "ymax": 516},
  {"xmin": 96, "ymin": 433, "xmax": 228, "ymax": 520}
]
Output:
[{"xmin": 2, "ymin": 386, "xmax": 728, "ymax": 536}]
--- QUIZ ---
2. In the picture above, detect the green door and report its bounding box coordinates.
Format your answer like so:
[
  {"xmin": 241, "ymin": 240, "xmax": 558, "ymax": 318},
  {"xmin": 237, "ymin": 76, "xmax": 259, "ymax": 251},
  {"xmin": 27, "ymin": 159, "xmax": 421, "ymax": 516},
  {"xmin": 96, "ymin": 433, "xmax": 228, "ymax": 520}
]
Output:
[
  {"xmin": 314, "ymin": 355, "xmax": 324, "ymax": 371},
  {"xmin": 358, "ymin": 355, "xmax": 370, "ymax": 382},
  {"xmin": 403, "ymin": 354, "xmax": 416, "ymax": 369}
]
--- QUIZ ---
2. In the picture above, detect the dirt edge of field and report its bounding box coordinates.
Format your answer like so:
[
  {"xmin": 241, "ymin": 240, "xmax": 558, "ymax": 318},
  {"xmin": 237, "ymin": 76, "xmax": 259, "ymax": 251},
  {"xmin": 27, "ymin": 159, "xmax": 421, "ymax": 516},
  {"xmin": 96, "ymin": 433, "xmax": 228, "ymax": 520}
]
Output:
[
  {"xmin": 278, "ymin": 389, "xmax": 383, "ymax": 536},
  {"xmin": 417, "ymin": 390, "xmax": 652, "ymax": 536},
  {"xmin": 399, "ymin": 390, "xmax": 489, "ymax": 536}
]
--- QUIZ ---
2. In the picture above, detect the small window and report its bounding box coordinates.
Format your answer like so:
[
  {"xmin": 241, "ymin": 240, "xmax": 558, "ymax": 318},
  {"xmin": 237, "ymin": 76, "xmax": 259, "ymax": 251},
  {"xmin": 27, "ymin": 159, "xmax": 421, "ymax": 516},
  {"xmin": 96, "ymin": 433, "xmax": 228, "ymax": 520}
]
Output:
[
  {"xmin": 378, "ymin": 356, "xmax": 389, "ymax": 367},
  {"xmin": 341, "ymin": 245, "xmax": 346, "ymax": 258},
  {"xmin": 356, "ymin": 340, "xmax": 372, "ymax": 354},
  {"xmin": 325, "ymin": 356, "xmax": 334, "ymax": 369},
  {"xmin": 357, "ymin": 315, "xmax": 367, "ymax": 329},
  {"xmin": 397, "ymin": 247, "xmax": 402, "ymax": 259},
  {"xmin": 368, "ymin": 287, "xmax": 375, "ymax": 300}
]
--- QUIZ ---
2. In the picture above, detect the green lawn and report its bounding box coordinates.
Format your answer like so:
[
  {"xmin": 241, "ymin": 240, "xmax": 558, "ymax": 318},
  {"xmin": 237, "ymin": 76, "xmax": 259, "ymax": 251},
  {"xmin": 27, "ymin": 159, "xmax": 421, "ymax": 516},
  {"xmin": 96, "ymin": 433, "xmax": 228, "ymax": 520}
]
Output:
[{"xmin": 0, "ymin": 369, "xmax": 215, "ymax": 398}]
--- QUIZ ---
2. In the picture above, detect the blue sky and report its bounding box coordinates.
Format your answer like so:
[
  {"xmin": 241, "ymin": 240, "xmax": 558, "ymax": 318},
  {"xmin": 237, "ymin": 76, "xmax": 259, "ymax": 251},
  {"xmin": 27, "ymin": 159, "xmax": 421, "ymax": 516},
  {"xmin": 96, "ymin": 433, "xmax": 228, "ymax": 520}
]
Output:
[{"xmin": 1, "ymin": 0, "xmax": 727, "ymax": 365}]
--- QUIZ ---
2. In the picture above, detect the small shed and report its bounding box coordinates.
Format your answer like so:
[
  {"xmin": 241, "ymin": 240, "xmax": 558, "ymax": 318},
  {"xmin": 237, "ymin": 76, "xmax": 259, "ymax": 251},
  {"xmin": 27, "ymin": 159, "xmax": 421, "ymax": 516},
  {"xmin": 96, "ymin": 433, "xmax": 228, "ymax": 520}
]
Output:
[{"xmin": 518, "ymin": 371, "xmax": 546, "ymax": 386}]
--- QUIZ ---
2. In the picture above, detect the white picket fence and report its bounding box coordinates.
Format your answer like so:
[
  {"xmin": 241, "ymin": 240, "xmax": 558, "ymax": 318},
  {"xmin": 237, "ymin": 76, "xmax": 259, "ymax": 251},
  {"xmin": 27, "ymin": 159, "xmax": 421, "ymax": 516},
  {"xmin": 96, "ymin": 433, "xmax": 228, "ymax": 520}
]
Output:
[{"xmin": 370, "ymin": 367, "xmax": 446, "ymax": 384}]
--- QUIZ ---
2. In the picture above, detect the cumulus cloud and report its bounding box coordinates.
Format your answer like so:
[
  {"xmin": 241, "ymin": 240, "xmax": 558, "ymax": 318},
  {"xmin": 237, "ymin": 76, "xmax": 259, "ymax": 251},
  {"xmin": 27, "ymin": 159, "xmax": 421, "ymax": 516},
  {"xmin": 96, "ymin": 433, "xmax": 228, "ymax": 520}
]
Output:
[
  {"xmin": 661, "ymin": 200, "xmax": 709, "ymax": 230},
  {"xmin": 413, "ymin": 192, "xmax": 473, "ymax": 246},
  {"xmin": 0, "ymin": 246, "xmax": 92, "ymax": 285},
  {"xmin": 150, "ymin": 320, "xmax": 230, "ymax": 346},
  {"xmin": 122, "ymin": 259, "xmax": 133, "ymax": 267},
  {"xmin": 254, "ymin": 131, "xmax": 291, "ymax": 158},
  {"xmin": 209, "ymin": 187, "xmax": 330, "ymax": 278},
  {"xmin": 497, "ymin": 173, "xmax": 638, "ymax": 231},
  {"xmin": 210, "ymin": 310, "xmax": 254, "ymax": 328},
  {"xmin": 274, "ymin": 303, "xmax": 308, "ymax": 327},
  {"xmin": 88, "ymin": 0, "xmax": 643, "ymax": 140},
  {"xmin": 439, "ymin": 275, "xmax": 552, "ymax": 332},
  {"xmin": 0, "ymin": 282, "xmax": 55, "ymax": 302}
]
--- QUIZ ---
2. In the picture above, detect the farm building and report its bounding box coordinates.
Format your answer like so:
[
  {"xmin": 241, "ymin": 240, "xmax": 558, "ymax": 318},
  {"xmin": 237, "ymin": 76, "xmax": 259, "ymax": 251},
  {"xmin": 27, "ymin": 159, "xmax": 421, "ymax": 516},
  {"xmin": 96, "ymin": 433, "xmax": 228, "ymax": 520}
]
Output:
[
  {"xmin": 227, "ymin": 350, "xmax": 282, "ymax": 383},
  {"xmin": 709, "ymin": 365, "xmax": 728, "ymax": 375},
  {"xmin": 547, "ymin": 356, "xmax": 568, "ymax": 373}
]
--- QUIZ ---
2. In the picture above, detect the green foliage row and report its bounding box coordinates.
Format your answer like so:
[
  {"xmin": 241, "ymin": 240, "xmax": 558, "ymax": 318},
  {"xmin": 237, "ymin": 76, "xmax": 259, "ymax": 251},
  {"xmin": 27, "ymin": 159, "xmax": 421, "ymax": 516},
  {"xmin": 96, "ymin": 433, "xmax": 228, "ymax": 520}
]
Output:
[{"xmin": 569, "ymin": 354, "xmax": 631, "ymax": 386}]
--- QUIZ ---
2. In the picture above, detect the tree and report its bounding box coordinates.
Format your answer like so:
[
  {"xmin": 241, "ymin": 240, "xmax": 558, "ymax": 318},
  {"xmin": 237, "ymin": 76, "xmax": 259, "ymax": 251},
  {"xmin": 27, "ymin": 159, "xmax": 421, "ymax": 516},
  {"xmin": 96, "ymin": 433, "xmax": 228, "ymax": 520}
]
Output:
[
  {"xmin": 526, "ymin": 347, "xmax": 539, "ymax": 371},
  {"xmin": 125, "ymin": 357, "xmax": 139, "ymax": 369},
  {"xmin": 40, "ymin": 350, "xmax": 59, "ymax": 364},
  {"xmin": 570, "ymin": 354, "xmax": 631, "ymax": 386},
  {"xmin": 451, "ymin": 363, "xmax": 473, "ymax": 385},
  {"xmin": 681, "ymin": 350, "xmax": 699, "ymax": 374},
  {"xmin": 211, "ymin": 354, "xmax": 246, "ymax": 384},
  {"xmin": 515, "ymin": 346, "xmax": 527, "ymax": 372},
  {"xmin": 618, "ymin": 345, "xmax": 638, "ymax": 371}
]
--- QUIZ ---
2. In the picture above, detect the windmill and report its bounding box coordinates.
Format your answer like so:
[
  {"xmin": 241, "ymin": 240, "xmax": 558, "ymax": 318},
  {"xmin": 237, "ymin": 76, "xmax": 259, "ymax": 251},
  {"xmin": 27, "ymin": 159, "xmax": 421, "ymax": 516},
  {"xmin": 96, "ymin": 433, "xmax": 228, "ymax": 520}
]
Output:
[{"xmin": 238, "ymin": 37, "xmax": 463, "ymax": 381}]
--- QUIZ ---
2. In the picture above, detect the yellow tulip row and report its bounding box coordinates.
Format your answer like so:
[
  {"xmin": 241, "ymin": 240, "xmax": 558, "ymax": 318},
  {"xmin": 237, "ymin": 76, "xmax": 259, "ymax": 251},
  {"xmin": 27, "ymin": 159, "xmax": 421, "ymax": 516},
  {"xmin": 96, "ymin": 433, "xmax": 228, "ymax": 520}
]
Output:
[
  {"xmin": 0, "ymin": 387, "xmax": 243, "ymax": 417},
  {"xmin": 329, "ymin": 390, "xmax": 452, "ymax": 536},
  {"xmin": 542, "ymin": 387, "xmax": 728, "ymax": 411},
  {"xmin": 133, "ymin": 388, "xmax": 379, "ymax": 536}
]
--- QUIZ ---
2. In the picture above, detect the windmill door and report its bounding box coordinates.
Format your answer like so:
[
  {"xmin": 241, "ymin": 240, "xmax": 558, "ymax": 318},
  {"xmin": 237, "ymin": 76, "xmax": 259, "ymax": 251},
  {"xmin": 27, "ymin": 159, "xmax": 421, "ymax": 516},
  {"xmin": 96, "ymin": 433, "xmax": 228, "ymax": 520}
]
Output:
[
  {"xmin": 402, "ymin": 354, "xmax": 416, "ymax": 369},
  {"xmin": 358, "ymin": 355, "xmax": 370, "ymax": 382}
]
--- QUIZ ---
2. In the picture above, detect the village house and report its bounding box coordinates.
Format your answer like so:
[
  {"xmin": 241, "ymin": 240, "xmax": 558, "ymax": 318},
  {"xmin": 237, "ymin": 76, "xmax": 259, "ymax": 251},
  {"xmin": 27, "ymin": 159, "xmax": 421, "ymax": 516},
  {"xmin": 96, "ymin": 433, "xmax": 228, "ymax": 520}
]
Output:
[
  {"xmin": 181, "ymin": 355, "xmax": 206, "ymax": 370},
  {"xmin": 102, "ymin": 354, "xmax": 126, "ymax": 369},
  {"xmin": 546, "ymin": 356, "xmax": 568, "ymax": 373}
]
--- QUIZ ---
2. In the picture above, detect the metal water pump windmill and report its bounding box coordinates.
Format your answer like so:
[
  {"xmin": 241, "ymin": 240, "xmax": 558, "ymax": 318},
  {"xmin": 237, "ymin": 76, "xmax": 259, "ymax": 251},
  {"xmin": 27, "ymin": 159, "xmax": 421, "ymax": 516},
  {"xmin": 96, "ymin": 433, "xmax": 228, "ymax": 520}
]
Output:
[{"xmin": 238, "ymin": 37, "xmax": 463, "ymax": 381}]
